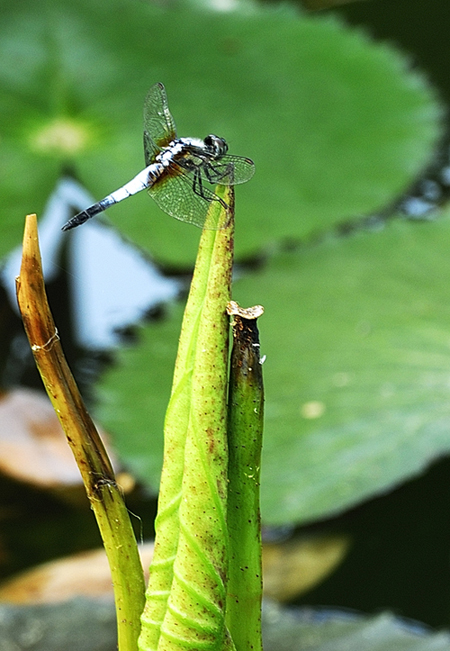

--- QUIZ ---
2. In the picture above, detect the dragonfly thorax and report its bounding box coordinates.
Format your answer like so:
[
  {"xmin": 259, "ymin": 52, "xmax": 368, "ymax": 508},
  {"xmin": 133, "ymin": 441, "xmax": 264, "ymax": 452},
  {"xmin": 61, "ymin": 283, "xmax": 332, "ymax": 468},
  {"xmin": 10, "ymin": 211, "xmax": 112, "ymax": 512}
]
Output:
[
  {"xmin": 157, "ymin": 136, "xmax": 228, "ymax": 164},
  {"xmin": 156, "ymin": 140, "xmax": 186, "ymax": 166}
]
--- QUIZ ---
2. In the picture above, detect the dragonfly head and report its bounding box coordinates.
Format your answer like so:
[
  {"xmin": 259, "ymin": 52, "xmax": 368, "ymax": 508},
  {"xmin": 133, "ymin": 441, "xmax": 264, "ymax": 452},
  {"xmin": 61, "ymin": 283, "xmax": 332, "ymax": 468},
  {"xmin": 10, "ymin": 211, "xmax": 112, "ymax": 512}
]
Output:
[{"xmin": 204, "ymin": 135, "xmax": 228, "ymax": 159}]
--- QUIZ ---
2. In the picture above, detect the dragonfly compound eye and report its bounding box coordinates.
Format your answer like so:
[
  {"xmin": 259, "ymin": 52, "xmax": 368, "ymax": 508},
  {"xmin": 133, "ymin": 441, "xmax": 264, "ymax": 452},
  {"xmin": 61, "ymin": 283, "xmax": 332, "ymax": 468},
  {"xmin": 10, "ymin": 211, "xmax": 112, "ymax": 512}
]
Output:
[{"xmin": 204, "ymin": 135, "xmax": 228, "ymax": 158}]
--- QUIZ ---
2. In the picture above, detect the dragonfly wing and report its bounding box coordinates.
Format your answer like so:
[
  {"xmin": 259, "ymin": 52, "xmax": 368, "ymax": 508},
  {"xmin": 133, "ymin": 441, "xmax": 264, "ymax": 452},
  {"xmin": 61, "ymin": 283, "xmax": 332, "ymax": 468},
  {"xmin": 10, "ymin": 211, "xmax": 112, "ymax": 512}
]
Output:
[
  {"xmin": 143, "ymin": 83, "xmax": 177, "ymax": 152},
  {"xmin": 148, "ymin": 169, "xmax": 221, "ymax": 229},
  {"xmin": 206, "ymin": 155, "xmax": 255, "ymax": 186},
  {"xmin": 144, "ymin": 130, "xmax": 159, "ymax": 166}
]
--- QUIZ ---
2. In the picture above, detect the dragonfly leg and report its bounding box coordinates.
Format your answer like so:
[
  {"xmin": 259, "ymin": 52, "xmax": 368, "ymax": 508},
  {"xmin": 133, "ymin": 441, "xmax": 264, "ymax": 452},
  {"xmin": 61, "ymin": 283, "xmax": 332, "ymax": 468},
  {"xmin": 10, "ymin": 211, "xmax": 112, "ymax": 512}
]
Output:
[
  {"xmin": 192, "ymin": 168, "xmax": 227, "ymax": 209},
  {"xmin": 192, "ymin": 167, "xmax": 204, "ymax": 198},
  {"xmin": 203, "ymin": 161, "xmax": 235, "ymax": 184}
]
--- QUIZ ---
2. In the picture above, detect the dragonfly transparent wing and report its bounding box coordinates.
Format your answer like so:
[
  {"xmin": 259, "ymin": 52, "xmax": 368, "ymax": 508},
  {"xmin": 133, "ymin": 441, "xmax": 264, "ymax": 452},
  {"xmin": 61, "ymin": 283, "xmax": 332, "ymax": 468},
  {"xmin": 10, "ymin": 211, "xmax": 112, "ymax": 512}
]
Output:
[
  {"xmin": 148, "ymin": 168, "xmax": 223, "ymax": 229},
  {"xmin": 143, "ymin": 82, "xmax": 177, "ymax": 161},
  {"xmin": 205, "ymin": 154, "xmax": 255, "ymax": 186},
  {"xmin": 143, "ymin": 130, "xmax": 159, "ymax": 167}
]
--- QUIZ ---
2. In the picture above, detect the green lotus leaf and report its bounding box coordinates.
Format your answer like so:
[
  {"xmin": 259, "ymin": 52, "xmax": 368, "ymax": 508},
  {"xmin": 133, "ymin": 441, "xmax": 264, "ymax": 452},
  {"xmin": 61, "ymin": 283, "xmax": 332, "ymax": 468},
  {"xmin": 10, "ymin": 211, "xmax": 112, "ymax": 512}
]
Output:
[
  {"xmin": 0, "ymin": 0, "xmax": 441, "ymax": 264},
  {"xmin": 98, "ymin": 208, "xmax": 450, "ymax": 526},
  {"xmin": 235, "ymin": 209, "xmax": 450, "ymax": 524}
]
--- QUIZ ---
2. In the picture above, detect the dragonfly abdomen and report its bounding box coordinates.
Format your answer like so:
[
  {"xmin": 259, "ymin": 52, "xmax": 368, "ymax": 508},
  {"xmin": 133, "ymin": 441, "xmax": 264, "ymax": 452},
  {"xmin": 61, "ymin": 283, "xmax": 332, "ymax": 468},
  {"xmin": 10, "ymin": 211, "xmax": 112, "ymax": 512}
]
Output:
[
  {"xmin": 61, "ymin": 164, "xmax": 163, "ymax": 231},
  {"xmin": 107, "ymin": 164, "xmax": 163, "ymax": 203}
]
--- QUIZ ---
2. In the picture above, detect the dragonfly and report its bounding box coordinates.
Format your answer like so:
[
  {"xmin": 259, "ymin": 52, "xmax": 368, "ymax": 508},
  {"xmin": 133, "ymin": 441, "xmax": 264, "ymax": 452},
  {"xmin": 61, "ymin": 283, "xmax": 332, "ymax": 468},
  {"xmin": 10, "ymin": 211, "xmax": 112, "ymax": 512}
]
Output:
[{"xmin": 62, "ymin": 83, "xmax": 255, "ymax": 232}]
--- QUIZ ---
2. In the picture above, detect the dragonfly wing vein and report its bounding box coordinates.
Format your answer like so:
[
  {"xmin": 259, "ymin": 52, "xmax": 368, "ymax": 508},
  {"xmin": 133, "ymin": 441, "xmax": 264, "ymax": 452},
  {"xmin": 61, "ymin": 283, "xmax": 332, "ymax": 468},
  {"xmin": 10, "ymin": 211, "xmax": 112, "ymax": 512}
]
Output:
[
  {"xmin": 144, "ymin": 130, "xmax": 159, "ymax": 166},
  {"xmin": 148, "ymin": 171, "xmax": 222, "ymax": 229},
  {"xmin": 205, "ymin": 155, "xmax": 255, "ymax": 185},
  {"xmin": 143, "ymin": 82, "xmax": 177, "ymax": 150}
]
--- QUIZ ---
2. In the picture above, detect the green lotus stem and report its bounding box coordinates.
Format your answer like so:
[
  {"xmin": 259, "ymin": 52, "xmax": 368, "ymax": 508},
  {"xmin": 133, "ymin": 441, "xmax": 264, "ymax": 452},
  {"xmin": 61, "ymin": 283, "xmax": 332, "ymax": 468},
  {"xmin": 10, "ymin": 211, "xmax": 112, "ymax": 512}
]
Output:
[
  {"xmin": 139, "ymin": 187, "xmax": 235, "ymax": 651},
  {"xmin": 16, "ymin": 214, "xmax": 145, "ymax": 651},
  {"xmin": 225, "ymin": 301, "xmax": 264, "ymax": 651}
]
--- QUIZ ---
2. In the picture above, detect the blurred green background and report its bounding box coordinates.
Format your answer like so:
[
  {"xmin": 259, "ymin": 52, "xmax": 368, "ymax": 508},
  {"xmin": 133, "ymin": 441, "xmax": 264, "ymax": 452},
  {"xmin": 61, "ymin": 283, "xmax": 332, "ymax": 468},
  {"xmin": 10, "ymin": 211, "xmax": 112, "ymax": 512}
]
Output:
[{"xmin": 2, "ymin": 0, "xmax": 450, "ymax": 636}]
